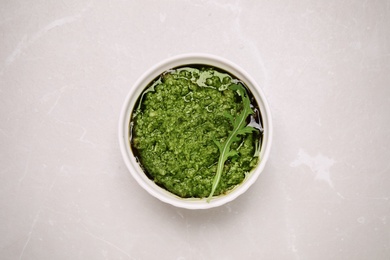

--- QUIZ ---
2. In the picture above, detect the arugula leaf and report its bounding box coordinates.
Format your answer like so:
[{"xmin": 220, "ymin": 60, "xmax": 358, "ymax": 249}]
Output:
[{"xmin": 207, "ymin": 83, "xmax": 257, "ymax": 202}]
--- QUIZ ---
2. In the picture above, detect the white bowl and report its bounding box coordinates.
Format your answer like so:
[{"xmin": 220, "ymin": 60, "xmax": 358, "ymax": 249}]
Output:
[{"xmin": 118, "ymin": 53, "xmax": 272, "ymax": 209}]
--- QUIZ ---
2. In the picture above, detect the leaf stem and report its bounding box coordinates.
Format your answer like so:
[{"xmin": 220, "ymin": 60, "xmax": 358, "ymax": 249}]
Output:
[{"xmin": 207, "ymin": 83, "xmax": 255, "ymax": 202}]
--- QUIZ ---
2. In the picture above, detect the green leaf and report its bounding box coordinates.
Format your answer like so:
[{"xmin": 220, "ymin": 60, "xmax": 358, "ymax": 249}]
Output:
[
  {"xmin": 212, "ymin": 139, "xmax": 223, "ymax": 153},
  {"xmin": 207, "ymin": 83, "xmax": 258, "ymax": 202},
  {"xmin": 223, "ymin": 112, "xmax": 234, "ymax": 123},
  {"xmin": 237, "ymin": 126, "xmax": 256, "ymax": 135},
  {"xmin": 226, "ymin": 150, "xmax": 238, "ymax": 158},
  {"xmin": 254, "ymin": 135, "xmax": 262, "ymax": 158}
]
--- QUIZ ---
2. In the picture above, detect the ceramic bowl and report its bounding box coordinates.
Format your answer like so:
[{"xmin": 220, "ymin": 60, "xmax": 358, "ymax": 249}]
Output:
[{"xmin": 119, "ymin": 53, "xmax": 272, "ymax": 209}]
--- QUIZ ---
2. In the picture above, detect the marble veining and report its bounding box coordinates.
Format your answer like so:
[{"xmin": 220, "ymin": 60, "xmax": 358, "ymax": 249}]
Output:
[{"xmin": 290, "ymin": 149, "xmax": 335, "ymax": 188}]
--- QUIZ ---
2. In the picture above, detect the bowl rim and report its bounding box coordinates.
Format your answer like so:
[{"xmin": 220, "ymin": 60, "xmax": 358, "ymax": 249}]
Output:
[{"xmin": 118, "ymin": 53, "xmax": 272, "ymax": 209}]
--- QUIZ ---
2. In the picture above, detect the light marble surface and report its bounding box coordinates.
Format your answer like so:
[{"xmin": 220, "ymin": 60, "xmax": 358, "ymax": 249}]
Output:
[{"xmin": 1, "ymin": 0, "xmax": 389, "ymax": 259}]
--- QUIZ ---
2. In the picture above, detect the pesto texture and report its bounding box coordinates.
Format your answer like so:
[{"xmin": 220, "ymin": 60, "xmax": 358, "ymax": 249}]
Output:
[{"xmin": 131, "ymin": 66, "xmax": 260, "ymax": 199}]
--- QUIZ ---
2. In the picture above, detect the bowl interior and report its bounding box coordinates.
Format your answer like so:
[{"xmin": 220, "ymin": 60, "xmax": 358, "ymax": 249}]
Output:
[{"xmin": 119, "ymin": 54, "xmax": 272, "ymax": 209}]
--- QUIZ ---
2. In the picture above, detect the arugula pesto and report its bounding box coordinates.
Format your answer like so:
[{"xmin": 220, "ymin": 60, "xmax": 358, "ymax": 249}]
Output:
[{"xmin": 131, "ymin": 65, "xmax": 261, "ymax": 200}]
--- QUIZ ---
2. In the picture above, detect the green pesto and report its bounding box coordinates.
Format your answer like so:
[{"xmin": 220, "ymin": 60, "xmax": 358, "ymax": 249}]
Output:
[{"xmin": 131, "ymin": 66, "xmax": 259, "ymax": 198}]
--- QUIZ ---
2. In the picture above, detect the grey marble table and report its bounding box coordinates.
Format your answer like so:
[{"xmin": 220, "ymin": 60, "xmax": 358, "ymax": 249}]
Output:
[{"xmin": 1, "ymin": 0, "xmax": 389, "ymax": 259}]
